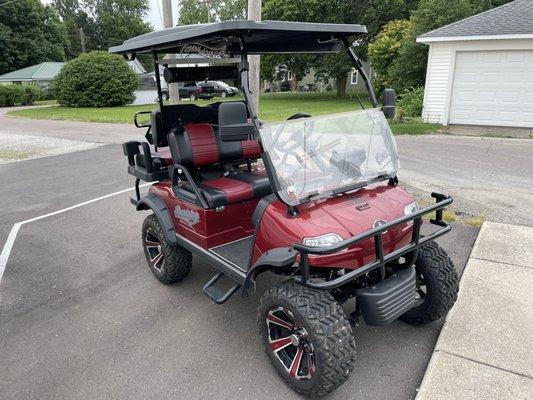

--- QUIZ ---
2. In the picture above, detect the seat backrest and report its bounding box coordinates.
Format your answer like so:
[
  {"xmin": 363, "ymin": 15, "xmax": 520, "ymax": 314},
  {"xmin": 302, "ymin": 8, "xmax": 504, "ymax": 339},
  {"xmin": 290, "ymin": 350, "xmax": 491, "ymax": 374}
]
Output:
[{"xmin": 168, "ymin": 120, "xmax": 263, "ymax": 168}]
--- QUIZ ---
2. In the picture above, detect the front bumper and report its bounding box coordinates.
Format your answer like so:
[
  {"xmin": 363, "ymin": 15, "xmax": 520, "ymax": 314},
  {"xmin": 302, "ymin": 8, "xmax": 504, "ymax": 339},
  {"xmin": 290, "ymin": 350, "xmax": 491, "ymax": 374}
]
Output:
[
  {"xmin": 356, "ymin": 266, "xmax": 416, "ymax": 325},
  {"xmin": 293, "ymin": 192, "xmax": 452, "ymax": 290}
]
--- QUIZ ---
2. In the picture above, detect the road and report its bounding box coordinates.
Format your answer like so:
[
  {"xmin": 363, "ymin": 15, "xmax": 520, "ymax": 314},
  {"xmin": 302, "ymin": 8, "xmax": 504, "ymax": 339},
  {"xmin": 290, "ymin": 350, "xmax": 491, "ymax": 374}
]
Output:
[
  {"xmin": 396, "ymin": 135, "xmax": 533, "ymax": 227},
  {"xmin": 0, "ymin": 115, "xmax": 529, "ymax": 399}
]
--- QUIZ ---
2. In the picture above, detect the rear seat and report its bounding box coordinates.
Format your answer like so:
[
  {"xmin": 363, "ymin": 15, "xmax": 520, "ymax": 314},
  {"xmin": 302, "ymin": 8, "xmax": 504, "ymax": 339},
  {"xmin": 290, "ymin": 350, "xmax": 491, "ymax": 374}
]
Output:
[{"xmin": 169, "ymin": 120, "xmax": 271, "ymax": 208}]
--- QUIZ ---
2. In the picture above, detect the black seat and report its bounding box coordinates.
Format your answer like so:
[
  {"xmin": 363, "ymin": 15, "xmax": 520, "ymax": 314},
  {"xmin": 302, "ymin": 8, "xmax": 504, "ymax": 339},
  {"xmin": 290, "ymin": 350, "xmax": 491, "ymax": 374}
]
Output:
[{"xmin": 167, "ymin": 105, "xmax": 271, "ymax": 208}]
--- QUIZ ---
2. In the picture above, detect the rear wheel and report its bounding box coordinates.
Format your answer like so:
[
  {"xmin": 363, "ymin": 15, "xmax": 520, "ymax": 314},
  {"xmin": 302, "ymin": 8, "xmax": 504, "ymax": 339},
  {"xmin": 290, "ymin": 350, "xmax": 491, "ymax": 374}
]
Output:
[
  {"xmin": 258, "ymin": 281, "xmax": 355, "ymax": 397},
  {"xmin": 400, "ymin": 241, "xmax": 459, "ymax": 324},
  {"xmin": 189, "ymin": 92, "xmax": 197, "ymax": 101},
  {"xmin": 142, "ymin": 214, "xmax": 192, "ymax": 284}
]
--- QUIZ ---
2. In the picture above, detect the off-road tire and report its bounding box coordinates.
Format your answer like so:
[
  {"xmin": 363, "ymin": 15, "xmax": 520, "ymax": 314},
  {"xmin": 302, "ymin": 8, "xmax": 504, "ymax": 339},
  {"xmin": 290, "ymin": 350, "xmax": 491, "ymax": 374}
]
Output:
[
  {"xmin": 142, "ymin": 214, "xmax": 192, "ymax": 284},
  {"xmin": 258, "ymin": 281, "xmax": 356, "ymax": 398},
  {"xmin": 400, "ymin": 241, "xmax": 459, "ymax": 324}
]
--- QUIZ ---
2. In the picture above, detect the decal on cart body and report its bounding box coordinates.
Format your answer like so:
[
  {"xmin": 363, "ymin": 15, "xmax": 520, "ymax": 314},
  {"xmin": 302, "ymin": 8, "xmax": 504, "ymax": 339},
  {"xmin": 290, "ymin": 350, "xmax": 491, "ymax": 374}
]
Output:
[{"xmin": 174, "ymin": 205, "xmax": 200, "ymax": 227}]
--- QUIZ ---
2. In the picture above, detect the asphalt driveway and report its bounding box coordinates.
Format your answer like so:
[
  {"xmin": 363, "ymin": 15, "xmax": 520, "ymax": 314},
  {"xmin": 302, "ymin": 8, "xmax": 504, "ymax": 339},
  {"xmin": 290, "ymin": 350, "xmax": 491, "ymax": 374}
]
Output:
[{"xmin": 0, "ymin": 143, "xmax": 479, "ymax": 400}]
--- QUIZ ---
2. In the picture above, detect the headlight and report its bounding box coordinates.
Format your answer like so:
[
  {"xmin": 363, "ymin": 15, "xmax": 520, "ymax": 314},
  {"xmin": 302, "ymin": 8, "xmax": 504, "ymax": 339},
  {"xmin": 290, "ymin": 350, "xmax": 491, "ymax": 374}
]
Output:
[
  {"xmin": 302, "ymin": 233, "xmax": 342, "ymax": 247},
  {"xmin": 404, "ymin": 201, "xmax": 418, "ymax": 225}
]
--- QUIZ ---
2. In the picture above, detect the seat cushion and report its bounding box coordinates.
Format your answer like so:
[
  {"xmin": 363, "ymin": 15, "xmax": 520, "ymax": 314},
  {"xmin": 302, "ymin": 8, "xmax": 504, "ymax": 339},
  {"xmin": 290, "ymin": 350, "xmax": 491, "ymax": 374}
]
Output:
[{"xmin": 196, "ymin": 171, "xmax": 272, "ymax": 208}]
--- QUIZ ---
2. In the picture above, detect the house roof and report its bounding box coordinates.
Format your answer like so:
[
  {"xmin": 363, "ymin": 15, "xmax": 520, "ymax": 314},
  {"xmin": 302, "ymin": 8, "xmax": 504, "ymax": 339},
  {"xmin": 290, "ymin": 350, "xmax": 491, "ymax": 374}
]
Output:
[
  {"xmin": 109, "ymin": 20, "xmax": 367, "ymax": 55},
  {"xmin": 0, "ymin": 62, "xmax": 64, "ymax": 81},
  {"xmin": 418, "ymin": 0, "xmax": 533, "ymax": 43}
]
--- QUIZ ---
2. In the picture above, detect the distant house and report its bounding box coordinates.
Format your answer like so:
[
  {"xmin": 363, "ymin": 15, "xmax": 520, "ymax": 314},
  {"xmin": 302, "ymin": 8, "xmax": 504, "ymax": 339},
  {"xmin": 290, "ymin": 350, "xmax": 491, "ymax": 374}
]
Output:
[
  {"xmin": 0, "ymin": 62, "xmax": 64, "ymax": 88},
  {"xmin": 418, "ymin": 0, "xmax": 533, "ymax": 128},
  {"xmin": 264, "ymin": 61, "xmax": 373, "ymax": 93}
]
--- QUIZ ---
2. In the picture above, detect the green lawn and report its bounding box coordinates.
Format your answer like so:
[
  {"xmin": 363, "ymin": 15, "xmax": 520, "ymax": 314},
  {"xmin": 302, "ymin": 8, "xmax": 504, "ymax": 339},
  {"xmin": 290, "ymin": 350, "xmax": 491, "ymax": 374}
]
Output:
[{"xmin": 8, "ymin": 92, "xmax": 443, "ymax": 135}]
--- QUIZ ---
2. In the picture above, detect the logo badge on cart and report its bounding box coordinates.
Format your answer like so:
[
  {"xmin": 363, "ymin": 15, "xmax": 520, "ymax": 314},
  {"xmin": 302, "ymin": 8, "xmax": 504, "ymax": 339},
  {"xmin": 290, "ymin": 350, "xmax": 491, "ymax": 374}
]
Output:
[
  {"xmin": 373, "ymin": 219, "xmax": 388, "ymax": 234},
  {"xmin": 174, "ymin": 205, "xmax": 200, "ymax": 227}
]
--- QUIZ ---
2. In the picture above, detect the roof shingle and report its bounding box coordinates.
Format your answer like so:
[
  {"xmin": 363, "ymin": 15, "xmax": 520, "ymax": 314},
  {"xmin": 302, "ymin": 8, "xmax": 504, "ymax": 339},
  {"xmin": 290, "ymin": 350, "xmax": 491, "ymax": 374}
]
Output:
[{"xmin": 418, "ymin": 0, "xmax": 533, "ymax": 40}]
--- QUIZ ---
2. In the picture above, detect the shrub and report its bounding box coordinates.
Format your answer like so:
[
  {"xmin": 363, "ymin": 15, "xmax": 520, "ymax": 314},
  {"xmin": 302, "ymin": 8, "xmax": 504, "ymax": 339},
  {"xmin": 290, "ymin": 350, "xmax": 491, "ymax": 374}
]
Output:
[
  {"xmin": 0, "ymin": 84, "xmax": 25, "ymax": 106},
  {"xmin": 54, "ymin": 51, "xmax": 138, "ymax": 107},
  {"xmin": 22, "ymin": 84, "xmax": 42, "ymax": 105},
  {"xmin": 396, "ymin": 86, "xmax": 425, "ymax": 121},
  {"xmin": 42, "ymin": 84, "xmax": 56, "ymax": 100}
]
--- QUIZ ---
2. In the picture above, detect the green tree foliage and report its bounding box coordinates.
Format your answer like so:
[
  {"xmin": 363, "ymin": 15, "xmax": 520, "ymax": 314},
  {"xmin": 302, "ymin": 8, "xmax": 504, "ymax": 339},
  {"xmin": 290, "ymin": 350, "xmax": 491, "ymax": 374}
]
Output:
[
  {"xmin": 368, "ymin": 19, "xmax": 413, "ymax": 94},
  {"xmin": 52, "ymin": 0, "xmax": 152, "ymax": 58},
  {"xmin": 0, "ymin": 0, "xmax": 70, "ymax": 75},
  {"xmin": 54, "ymin": 51, "xmax": 138, "ymax": 107},
  {"xmin": 177, "ymin": 0, "xmax": 247, "ymax": 25},
  {"xmin": 372, "ymin": 0, "xmax": 513, "ymax": 93},
  {"xmin": 22, "ymin": 84, "xmax": 43, "ymax": 105},
  {"xmin": 261, "ymin": 0, "xmax": 419, "ymax": 96}
]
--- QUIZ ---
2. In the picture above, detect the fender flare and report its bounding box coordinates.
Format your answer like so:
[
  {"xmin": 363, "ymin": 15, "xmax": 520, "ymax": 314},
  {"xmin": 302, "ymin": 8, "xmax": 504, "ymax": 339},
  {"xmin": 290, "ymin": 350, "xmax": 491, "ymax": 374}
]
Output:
[
  {"xmin": 242, "ymin": 247, "xmax": 297, "ymax": 297},
  {"xmin": 136, "ymin": 193, "xmax": 177, "ymax": 246}
]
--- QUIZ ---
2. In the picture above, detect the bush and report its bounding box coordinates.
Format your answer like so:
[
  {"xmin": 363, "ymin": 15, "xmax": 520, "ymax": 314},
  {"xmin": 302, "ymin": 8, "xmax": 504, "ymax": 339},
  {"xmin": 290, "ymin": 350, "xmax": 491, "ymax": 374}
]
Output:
[
  {"xmin": 22, "ymin": 84, "xmax": 42, "ymax": 105},
  {"xmin": 54, "ymin": 51, "xmax": 138, "ymax": 107},
  {"xmin": 396, "ymin": 87, "xmax": 425, "ymax": 121},
  {"xmin": 0, "ymin": 84, "xmax": 25, "ymax": 106},
  {"xmin": 42, "ymin": 84, "xmax": 56, "ymax": 100}
]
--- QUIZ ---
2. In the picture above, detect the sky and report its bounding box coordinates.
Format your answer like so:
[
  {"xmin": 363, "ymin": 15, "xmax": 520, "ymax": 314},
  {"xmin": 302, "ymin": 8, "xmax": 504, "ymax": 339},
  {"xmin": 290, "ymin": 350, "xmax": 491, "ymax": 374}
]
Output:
[{"xmin": 40, "ymin": 0, "xmax": 180, "ymax": 31}]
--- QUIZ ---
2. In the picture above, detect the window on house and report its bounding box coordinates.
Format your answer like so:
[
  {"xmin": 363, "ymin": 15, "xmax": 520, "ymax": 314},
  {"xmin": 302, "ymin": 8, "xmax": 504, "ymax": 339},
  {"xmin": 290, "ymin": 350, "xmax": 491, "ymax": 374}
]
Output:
[{"xmin": 350, "ymin": 68, "xmax": 358, "ymax": 85}]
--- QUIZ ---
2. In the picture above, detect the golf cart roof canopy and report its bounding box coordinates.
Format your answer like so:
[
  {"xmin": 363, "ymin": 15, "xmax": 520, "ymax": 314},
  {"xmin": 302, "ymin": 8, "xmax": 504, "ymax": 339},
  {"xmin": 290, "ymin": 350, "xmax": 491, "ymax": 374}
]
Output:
[{"xmin": 109, "ymin": 20, "xmax": 367, "ymax": 56}]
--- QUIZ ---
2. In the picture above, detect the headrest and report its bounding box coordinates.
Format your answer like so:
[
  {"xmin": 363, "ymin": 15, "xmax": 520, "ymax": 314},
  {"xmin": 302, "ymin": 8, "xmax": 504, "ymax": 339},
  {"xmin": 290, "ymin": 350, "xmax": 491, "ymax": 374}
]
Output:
[{"xmin": 218, "ymin": 101, "xmax": 248, "ymax": 126}]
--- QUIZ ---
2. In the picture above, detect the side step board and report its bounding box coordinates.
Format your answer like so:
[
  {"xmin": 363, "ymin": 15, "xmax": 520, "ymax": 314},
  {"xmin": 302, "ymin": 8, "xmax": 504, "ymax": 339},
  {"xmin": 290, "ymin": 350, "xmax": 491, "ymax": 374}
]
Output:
[{"xmin": 203, "ymin": 272, "xmax": 241, "ymax": 304}]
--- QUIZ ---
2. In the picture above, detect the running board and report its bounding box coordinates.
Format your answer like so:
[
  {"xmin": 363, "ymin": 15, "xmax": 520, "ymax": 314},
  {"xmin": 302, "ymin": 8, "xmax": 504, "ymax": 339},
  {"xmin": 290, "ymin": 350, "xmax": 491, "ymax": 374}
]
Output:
[{"xmin": 203, "ymin": 272, "xmax": 241, "ymax": 304}]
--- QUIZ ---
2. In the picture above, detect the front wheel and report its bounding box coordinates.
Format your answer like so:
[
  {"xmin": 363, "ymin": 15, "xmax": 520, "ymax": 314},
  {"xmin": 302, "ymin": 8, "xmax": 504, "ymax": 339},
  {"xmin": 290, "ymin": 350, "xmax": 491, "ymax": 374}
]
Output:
[
  {"xmin": 189, "ymin": 92, "xmax": 197, "ymax": 101},
  {"xmin": 142, "ymin": 214, "xmax": 192, "ymax": 284},
  {"xmin": 401, "ymin": 241, "xmax": 459, "ymax": 324},
  {"xmin": 258, "ymin": 282, "xmax": 356, "ymax": 397},
  {"xmin": 220, "ymin": 91, "xmax": 227, "ymax": 98}
]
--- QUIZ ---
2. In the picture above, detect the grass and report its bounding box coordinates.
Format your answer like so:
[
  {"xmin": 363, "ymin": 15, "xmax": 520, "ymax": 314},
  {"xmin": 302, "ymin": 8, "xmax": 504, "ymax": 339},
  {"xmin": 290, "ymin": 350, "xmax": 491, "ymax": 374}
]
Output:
[
  {"xmin": 0, "ymin": 150, "xmax": 34, "ymax": 160},
  {"xmin": 7, "ymin": 92, "xmax": 443, "ymax": 135}
]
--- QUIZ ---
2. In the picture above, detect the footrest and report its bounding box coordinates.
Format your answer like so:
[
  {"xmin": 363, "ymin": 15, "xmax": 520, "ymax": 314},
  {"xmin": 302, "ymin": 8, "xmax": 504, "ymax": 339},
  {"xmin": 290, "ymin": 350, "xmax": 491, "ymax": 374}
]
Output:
[{"xmin": 202, "ymin": 272, "xmax": 241, "ymax": 304}]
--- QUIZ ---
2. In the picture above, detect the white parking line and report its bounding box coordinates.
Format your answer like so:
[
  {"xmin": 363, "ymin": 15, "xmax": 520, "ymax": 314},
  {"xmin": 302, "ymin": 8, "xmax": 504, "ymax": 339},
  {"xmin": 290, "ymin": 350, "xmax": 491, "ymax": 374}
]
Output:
[{"xmin": 0, "ymin": 183, "xmax": 152, "ymax": 283}]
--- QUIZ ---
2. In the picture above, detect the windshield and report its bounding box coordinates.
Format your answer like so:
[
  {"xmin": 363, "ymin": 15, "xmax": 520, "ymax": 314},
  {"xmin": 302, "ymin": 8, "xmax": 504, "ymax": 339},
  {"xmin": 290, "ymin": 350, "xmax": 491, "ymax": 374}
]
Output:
[{"xmin": 260, "ymin": 109, "xmax": 400, "ymax": 205}]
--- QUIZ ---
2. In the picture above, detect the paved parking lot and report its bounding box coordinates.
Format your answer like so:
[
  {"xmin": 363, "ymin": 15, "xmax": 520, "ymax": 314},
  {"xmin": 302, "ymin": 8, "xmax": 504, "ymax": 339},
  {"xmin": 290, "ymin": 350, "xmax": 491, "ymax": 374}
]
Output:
[{"xmin": 0, "ymin": 143, "xmax": 480, "ymax": 400}]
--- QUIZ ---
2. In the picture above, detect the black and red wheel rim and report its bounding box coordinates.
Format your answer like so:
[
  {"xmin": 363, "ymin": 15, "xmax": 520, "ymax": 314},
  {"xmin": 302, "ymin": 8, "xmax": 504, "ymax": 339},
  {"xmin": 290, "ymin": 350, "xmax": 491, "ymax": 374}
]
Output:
[
  {"xmin": 144, "ymin": 228, "xmax": 164, "ymax": 272},
  {"xmin": 266, "ymin": 307, "xmax": 316, "ymax": 381}
]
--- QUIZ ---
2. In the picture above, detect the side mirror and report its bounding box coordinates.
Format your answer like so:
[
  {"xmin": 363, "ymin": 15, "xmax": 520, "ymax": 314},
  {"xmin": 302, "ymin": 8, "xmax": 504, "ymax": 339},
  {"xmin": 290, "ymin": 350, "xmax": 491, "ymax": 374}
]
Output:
[
  {"xmin": 218, "ymin": 102, "xmax": 255, "ymax": 141},
  {"xmin": 382, "ymin": 88, "xmax": 396, "ymax": 119}
]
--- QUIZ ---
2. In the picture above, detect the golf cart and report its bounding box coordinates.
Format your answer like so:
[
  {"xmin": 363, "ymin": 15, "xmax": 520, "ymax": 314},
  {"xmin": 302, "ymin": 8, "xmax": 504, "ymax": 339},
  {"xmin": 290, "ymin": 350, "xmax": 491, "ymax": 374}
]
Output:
[{"xmin": 112, "ymin": 21, "xmax": 459, "ymax": 397}]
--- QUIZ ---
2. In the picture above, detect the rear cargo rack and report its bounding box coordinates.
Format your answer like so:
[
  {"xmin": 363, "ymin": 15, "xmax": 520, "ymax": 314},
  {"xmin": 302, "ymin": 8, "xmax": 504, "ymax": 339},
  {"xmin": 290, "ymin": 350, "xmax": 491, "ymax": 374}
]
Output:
[{"xmin": 293, "ymin": 193, "xmax": 453, "ymax": 290}]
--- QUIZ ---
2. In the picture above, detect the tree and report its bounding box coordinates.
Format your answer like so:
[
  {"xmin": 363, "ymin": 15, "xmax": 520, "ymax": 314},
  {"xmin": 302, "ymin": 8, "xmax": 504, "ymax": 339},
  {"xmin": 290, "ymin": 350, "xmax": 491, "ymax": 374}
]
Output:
[
  {"xmin": 262, "ymin": 0, "xmax": 419, "ymax": 96},
  {"xmin": 52, "ymin": 0, "xmax": 152, "ymax": 57},
  {"xmin": 54, "ymin": 51, "xmax": 138, "ymax": 107},
  {"xmin": 368, "ymin": 19, "xmax": 413, "ymax": 94},
  {"xmin": 177, "ymin": 0, "xmax": 247, "ymax": 25},
  {"xmin": 0, "ymin": 0, "xmax": 70, "ymax": 75},
  {"xmin": 384, "ymin": 0, "xmax": 513, "ymax": 93}
]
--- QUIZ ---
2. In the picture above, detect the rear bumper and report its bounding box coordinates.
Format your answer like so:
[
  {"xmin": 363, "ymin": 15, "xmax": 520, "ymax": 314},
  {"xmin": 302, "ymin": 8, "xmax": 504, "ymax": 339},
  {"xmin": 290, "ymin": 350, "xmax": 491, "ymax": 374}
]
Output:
[{"xmin": 356, "ymin": 266, "xmax": 416, "ymax": 325}]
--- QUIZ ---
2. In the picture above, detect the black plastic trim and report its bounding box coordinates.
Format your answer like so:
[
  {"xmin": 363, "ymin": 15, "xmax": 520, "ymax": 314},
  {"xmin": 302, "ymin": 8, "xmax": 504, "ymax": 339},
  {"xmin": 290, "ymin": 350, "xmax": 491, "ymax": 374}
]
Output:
[{"xmin": 136, "ymin": 193, "xmax": 177, "ymax": 246}]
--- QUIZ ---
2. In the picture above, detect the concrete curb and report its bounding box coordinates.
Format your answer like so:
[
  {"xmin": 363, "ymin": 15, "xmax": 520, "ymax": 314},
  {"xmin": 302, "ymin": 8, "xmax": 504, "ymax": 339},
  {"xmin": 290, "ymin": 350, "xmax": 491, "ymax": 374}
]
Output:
[{"xmin": 416, "ymin": 221, "xmax": 533, "ymax": 400}]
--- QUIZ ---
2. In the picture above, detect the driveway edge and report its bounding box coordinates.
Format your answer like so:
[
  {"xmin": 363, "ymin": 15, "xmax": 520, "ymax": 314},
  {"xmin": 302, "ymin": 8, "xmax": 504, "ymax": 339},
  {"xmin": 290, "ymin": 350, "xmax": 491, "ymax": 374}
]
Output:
[{"xmin": 416, "ymin": 221, "xmax": 533, "ymax": 400}]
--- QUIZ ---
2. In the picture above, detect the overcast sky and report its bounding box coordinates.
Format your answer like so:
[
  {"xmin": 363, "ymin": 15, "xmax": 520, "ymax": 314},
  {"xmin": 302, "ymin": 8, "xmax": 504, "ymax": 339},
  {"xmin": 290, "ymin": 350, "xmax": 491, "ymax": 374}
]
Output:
[{"xmin": 41, "ymin": 0, "xmax": 179, "ymax": 31}]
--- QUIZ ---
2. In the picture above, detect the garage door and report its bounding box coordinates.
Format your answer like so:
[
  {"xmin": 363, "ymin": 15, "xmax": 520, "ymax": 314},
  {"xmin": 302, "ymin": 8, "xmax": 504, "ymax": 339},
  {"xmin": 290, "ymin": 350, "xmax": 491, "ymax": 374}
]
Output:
[{"xmin": 449, "ymin": 50, "xmax": 533, "ymax": 128}]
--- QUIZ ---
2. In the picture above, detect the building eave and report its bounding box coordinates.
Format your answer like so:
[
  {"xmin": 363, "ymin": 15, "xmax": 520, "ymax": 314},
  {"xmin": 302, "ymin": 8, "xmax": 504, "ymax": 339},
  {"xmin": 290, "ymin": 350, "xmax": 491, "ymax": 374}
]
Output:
[{"xmin": 417, "ymin": 33, "xmax": 533, "ymax": 44}]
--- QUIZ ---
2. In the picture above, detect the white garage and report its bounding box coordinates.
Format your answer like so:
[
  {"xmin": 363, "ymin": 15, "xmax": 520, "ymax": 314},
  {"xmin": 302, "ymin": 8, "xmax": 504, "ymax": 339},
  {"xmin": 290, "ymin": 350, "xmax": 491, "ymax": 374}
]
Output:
[{"xmin": 417, "ymin": 0, "xmax": 533, "ymax": 129}]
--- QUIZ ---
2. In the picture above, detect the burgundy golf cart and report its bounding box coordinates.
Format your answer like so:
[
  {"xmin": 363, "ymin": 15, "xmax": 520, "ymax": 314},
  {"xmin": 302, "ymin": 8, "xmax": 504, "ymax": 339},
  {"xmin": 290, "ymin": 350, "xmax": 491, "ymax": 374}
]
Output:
[{"xmin": 112, "ymin": 21, "xmax": 459, "ymax": 397}]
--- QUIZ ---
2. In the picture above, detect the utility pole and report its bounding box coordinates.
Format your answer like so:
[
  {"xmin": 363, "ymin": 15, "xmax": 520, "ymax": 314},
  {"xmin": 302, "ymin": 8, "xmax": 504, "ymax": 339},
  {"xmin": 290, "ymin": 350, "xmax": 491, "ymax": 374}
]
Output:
[
  {"xmin": 247, "ymin": 0, "xmax": 261, "ymax": 113},
  {"xmin": 79, "ymin": 28, "xmax": 86, "ymax": 53},
  {"xmin": 162, "ymin": 0, "xmax": 179, "ymax": 103}
]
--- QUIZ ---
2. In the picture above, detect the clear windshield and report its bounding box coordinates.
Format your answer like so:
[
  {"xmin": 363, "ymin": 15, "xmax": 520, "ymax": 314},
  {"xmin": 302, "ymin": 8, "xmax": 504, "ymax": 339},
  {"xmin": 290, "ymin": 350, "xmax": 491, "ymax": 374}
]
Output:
[{"xmin": 260, "ymin": 109, "xmax": 400, "ymax": 205}]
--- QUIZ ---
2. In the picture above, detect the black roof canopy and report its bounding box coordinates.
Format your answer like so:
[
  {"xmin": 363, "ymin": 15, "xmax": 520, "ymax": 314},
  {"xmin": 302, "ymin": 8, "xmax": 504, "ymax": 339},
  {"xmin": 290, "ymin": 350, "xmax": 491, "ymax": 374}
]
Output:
[{"xmin": 109, "ymin": 20, "xmax": 367, "ymax": 56}]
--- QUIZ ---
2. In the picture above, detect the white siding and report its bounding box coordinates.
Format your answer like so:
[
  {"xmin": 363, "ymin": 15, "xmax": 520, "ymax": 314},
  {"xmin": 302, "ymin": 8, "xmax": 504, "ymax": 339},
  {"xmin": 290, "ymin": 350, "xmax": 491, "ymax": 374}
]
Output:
[
  {"xmin": 422, "ymin": 38, "xmax": 533, "ymax": 125},
  {"xmin": 422, "ymin": 43, "xmax": 454, "ymax": 124}
]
